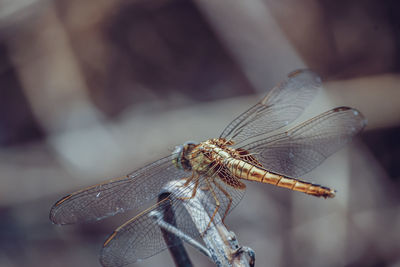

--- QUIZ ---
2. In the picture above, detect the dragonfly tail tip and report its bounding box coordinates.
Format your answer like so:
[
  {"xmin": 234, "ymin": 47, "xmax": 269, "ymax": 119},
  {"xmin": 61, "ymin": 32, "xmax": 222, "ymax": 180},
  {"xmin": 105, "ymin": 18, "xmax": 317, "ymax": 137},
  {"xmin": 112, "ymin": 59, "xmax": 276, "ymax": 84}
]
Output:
[{"xmin": 327, "ymin": 189, "xmax": 336, "ymax": 198}]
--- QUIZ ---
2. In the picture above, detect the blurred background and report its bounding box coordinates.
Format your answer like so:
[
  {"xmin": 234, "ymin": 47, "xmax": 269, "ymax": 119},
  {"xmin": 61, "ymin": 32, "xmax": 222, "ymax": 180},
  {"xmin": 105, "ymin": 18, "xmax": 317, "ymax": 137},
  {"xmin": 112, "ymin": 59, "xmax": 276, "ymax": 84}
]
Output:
[{"xmin": 1, "ymin": 0, "xmax": 400, "ymax": 266}]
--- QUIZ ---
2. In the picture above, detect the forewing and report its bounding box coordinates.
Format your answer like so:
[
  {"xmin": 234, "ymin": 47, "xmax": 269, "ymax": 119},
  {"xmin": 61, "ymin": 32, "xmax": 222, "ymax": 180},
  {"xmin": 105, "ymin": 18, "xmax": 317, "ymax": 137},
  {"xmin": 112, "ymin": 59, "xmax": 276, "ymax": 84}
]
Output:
[
  {"xmin": 242, "ymin": 107, "xmax": 366, "ymax": 177},
  {"xmin": 100, "ymin": 196, "xmax": 190, "ymax": 267},
  {"xmin": 49, "ymin": 154, "xmax": 190, "ymax": 225},
  {"xmin": 220, "ymin": 69, "xmax": 321, "ymax": 144},
  {"xmin": 100, "ymin": 175, "xmax": 246, "ymax": 266}
]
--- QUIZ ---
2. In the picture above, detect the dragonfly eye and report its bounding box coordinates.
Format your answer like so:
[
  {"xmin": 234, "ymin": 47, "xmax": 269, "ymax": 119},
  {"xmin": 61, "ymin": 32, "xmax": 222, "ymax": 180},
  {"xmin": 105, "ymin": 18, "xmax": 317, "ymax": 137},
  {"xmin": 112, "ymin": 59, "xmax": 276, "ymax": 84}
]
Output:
[
  {"xmin": 172, "ymin": 145, "xmax": 184, "ymax": 169},
  {"xmin": 172, "ymin": 145, "xmax": 184, "ymax": 156},
  {"xmin": 184, "ymin": 141, "xmax": 198, "ymax": 146},
  {"xmin": 172, "ymin": 141, "xmax": 198, "ymax": 170}
]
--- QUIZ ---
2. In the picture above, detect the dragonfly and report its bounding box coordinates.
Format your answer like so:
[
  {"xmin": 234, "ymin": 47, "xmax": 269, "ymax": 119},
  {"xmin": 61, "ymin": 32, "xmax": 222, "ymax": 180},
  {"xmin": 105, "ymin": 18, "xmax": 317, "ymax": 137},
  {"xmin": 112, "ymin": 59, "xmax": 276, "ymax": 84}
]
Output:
[{"xmin": 50, "ymin": 69, "xmax": 366, "ymax": 267}]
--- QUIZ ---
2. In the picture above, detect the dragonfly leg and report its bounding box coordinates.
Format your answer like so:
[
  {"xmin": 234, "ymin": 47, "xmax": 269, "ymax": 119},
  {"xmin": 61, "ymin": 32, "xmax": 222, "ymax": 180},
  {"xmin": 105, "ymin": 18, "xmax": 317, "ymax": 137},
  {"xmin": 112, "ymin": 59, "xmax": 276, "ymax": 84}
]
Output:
[
  {"xmin": 179, "ymin": 171, "xmax": 196, "ymax": 187},
  {"xmin": 199, "ymin": 164, "xmax": 221, "ymax": 191},
  {"xmin": 212, "ymin": 180, "xmax": 232, "ymax": 224},
  {"xmin": 176, "ymin": 174, "xmax": 200, "ymax": 200},
  {"xmin": 200, "ymin": 184, "xmax": 210, "ymax": 191},
  {"xmin": 203, "ymin": 178, "xmax": 220, "ymax": 235}
]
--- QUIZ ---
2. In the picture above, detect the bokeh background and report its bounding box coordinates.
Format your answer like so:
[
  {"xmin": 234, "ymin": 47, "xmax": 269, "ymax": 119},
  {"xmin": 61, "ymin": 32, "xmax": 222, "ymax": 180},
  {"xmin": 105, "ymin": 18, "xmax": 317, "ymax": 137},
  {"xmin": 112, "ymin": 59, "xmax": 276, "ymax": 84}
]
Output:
[{"xmin": 1, "ymin": 0, "xmax": 400, "ymax": 266}]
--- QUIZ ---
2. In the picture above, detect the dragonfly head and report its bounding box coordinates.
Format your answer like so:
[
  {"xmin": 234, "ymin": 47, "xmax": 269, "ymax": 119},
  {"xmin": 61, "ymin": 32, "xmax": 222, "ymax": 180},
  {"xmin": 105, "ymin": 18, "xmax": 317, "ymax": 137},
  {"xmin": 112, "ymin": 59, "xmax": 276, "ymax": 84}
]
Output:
[{"xmin": 172, "ymin": 141, "xmax": 198, "ymax": 170}]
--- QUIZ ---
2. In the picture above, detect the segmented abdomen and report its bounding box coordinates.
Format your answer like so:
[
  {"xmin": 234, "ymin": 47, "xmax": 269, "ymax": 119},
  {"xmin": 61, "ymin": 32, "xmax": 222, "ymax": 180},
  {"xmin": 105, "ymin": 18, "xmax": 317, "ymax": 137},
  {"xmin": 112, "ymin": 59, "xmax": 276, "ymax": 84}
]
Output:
[{"xmin": 225, "ymin": 158, "xmax": 335, "ymax": 198}]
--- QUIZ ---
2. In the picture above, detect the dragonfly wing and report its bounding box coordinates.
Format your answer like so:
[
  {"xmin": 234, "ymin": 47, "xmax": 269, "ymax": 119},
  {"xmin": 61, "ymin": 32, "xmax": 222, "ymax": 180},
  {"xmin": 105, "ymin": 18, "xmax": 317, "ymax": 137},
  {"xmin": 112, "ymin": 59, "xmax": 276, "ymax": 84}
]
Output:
[
  {"xmin": 220, "ymin": 69, "xmax": 321, "ymax": 144},
  {"xmin": 242, "ymin": 107, "xmax": 366, "ymax": 177},
  {"xmin": 50, "ymin": 154, "xmax": 190, "ymax": 225},
  {"xmin": 100, "ymin": 175, "xmax": 246, "ymax": 266},
  {"xmin": 100, "ymin": 196, "xmax": 185, "ymax": 267}
]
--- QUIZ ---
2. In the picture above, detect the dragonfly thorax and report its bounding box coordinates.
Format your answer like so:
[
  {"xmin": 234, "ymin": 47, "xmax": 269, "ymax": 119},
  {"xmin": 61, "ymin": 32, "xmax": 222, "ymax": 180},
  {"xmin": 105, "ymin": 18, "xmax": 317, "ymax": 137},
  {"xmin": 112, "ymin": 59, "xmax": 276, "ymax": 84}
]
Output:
[{"xmin": 173, "ymin": 138, "xmax": 237, "ymax": 174}]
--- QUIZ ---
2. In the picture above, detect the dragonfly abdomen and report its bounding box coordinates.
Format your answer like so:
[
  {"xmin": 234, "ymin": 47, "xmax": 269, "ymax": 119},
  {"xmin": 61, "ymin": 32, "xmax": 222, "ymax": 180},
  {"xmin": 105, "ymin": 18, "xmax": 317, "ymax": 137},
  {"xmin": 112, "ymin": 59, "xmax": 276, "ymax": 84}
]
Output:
[{"xmin": 226, "ymin": 159, "xmax": 335, "ymax": 198}]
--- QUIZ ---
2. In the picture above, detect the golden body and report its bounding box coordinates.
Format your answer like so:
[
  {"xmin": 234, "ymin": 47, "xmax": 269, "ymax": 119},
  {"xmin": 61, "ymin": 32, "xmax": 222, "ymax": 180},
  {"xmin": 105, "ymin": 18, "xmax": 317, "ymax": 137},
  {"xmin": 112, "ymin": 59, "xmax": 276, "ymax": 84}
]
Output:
[
  {"xmin": 174, "ymin": 137, "xmax": 335, "ymax": 226},
  {"xmin": 181, "ymin": 138, "xmax": 335, "ymax": 198}
]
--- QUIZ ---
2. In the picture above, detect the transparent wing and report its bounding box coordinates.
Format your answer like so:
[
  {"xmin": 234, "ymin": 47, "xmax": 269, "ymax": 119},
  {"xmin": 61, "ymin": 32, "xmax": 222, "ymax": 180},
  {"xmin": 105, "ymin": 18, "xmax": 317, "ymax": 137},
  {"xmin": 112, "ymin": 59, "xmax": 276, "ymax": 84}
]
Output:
[
  {"xmin": 242, "ymin": 107, "xmax": 367, "ymax": 178},
  {"xmin": 100, "ymin": 175, "xmax": 246, "ymax": 266},
  {"xmin": 220, "ymin": 69, "xmax": 322, "ymax": 144},
  {"xmin": 49, "ymin": 154, "xmax": 190, "ymax": 225}
]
